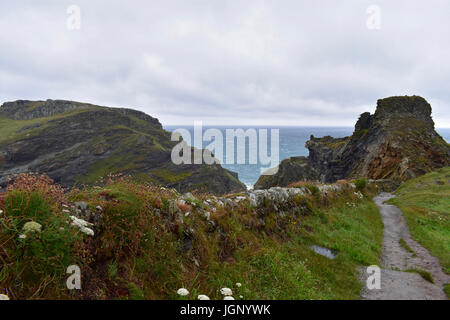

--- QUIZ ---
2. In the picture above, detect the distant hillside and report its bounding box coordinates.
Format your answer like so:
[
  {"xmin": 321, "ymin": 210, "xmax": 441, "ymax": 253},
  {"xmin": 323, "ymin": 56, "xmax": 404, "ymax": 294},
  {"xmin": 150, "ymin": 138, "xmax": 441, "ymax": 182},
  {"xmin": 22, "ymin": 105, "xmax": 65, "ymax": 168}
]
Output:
[
  {"xmin": 255, "ymin": 96, "xmax": 450, "ymax": 189},
  {"xmin": 0, "ymin": 99, "xmax": 246, "ymax": 194}
]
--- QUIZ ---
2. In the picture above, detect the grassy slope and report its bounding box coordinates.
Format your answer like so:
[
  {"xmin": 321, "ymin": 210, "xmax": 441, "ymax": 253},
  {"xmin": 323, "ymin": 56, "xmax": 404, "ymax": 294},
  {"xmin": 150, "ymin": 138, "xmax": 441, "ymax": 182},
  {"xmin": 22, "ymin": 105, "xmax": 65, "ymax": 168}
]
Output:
[
  {"xmin": 198, "ymin": 199, "xmax": 382, "ymax": 300},
  {"xmin": 0, "ymin": 175, "xmax": 382, "ymax": 300},
  {"xmin": 0, "ymin": 108, "xmax": 172, "ymax": 187},
  {"xmin": 389, "ymin": 167, "xmax": 450, "ymax": 274}
]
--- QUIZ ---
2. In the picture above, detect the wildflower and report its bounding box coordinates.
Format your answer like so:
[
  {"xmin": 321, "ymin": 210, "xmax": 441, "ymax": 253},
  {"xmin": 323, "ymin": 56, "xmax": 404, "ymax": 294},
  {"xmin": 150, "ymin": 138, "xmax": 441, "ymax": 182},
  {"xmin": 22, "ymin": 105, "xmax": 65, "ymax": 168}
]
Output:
[
  {"xmin": 224, "ymin": 296, "xmax": 235, "ymax": 300},
  {"xmin": 220, "ymin": 288, "xmax": 233, "ymax": 296},
  {"xmin": 19, "ymin": 234, "xmax": 27, "ymax": 239},
  {"xmin": 177, "ymin": 288, "xmax": 189, "ymax": 296},
  {"xmin": 354, "ymin": 191, "xmax": 363, "ymax": 199},
  {"xmin": 0, "ymin": 209, "xmax": 3, "ymax": 215},
  {"xmin": 70, "ymin": 216, "xmax": 92, "ymax": 228},
  {"xmin": 62, "ymin": 209, "xmax": 70, "ymax": 213},
  {"xmin": 239, "ymin": 295, "xmax": 243, "ymax": 299},
  {"xmin": 23, "ymin": 221, "xmax": 42, "ymax": 233},
  {"xmin": 197, "ymin": 295, "xmax": 210, "ymax": 300},
  {"xmin": 80, "ymin": 227, "xmax": 94, "ymax": 236},
  {"xmin": 236, "ymin": 283, "xmax": 242, "ymax": 287},
  {"xmin": 0, "ymin": 294, "xmax": 10, "ymax": 300}
]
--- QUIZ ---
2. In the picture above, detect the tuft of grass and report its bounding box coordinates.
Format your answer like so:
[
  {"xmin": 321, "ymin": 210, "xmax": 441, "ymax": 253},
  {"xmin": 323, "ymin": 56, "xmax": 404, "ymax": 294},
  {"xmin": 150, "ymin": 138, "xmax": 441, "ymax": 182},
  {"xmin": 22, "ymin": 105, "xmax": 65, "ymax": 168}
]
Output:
[
  {"xmin": 151, "ymin": 168, "xmax": 193, "ymax": 183},
  {"xmin": 405, "ymin": 268, "xmax": 434, "ymax": 283},
  {"xmin": 0, "ymin": 174, "xmax": 83, "ymax": 298},
  {"xmin": 444, "ymin": 284, "xmax": 450, "ymax": 299},
  {"xmin": 128, "ymin": 283, "xmax": 145, "ymax": 300},
  {"xmin": 355, "ymin": 178, "xmax": 367, "ymax": 190},
  {"xmin": 399, "ymin": 238, "xmax": 416, "ymax": 257},
  {"xmin": 108, "ymin": 261, "xmax": 118, "ymax": 279}
]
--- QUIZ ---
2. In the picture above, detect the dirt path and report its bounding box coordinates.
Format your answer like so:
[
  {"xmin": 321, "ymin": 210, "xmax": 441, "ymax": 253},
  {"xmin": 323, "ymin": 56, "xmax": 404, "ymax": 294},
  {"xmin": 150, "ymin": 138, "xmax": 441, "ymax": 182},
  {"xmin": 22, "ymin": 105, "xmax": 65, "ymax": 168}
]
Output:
[{"xmin": 360, "ymin": 192, "xmax": 450, "ymax": 300}]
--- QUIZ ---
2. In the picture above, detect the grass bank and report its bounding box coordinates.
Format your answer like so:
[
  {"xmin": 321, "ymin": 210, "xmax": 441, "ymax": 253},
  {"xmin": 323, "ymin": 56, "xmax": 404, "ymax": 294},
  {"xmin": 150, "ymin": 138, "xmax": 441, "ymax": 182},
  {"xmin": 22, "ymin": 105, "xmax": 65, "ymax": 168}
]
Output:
[
  {"xmin": 0, "ymin": 174, "xmax": 382, "ymax": 300},
  {"xmin": 389, "ymin": 167, "xmax": 450, "ymax": 274}
]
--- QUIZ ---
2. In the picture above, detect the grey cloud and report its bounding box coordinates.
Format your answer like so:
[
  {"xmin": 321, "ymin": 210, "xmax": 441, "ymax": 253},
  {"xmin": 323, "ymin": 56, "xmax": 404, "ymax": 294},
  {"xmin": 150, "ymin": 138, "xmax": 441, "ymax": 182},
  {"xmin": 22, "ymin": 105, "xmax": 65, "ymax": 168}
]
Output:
[{"xmin": 0, "ymin": 0, "xmax": 449, "ymax": 127}]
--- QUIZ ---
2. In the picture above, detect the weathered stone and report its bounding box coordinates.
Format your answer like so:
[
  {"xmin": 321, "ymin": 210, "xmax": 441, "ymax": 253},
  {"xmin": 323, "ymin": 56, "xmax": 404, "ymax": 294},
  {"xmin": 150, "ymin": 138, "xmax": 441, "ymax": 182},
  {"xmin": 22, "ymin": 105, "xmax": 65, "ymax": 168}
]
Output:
[
  {"xmin": 74, "ymin": 201, "xmax": 88, "ymax": 211},
  {"xmin": 254, "ymin": 156, "xmax": 318, "ymax": 189}
]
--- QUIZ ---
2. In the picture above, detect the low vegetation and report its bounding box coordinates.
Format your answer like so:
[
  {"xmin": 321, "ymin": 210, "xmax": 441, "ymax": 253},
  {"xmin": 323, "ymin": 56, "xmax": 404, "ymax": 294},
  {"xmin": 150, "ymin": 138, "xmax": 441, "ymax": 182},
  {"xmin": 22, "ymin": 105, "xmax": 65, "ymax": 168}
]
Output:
[
  {"xmin": 444, "ymin": 284, "xmax": 450, "ymax": 299},
  {"xmin": 399, "ymin": 238, "xmax": 416, "ymax": 256},
  {"xmin": 0, "ymin": 173, "xmax": 383, "ymax": 300},
  {"xmin": 389, "ymin": 167, "xmax": 450, "ymax": 274},
  {"xmin": 405, "ymin": 268, "xmax": 434, "ymax": 284}
]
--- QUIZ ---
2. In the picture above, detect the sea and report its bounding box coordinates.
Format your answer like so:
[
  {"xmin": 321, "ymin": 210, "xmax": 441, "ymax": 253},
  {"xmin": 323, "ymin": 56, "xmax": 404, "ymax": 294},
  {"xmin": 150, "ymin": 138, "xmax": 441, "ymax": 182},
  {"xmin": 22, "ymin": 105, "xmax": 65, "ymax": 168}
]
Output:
[{"xmin": 164, "ymin": 126, "xmax": 450, "ymax": 189}]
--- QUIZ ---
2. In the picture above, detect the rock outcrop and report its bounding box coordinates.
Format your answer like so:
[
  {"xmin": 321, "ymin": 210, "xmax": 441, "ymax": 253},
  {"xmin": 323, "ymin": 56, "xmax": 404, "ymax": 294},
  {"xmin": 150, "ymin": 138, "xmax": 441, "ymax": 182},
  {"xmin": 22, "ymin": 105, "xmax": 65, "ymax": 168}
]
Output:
[
  {"xmin": 255, "ymin": 96, "xmax": 449, "ymax": 189},
  {"xmin": 0, "ymin": 99, "xmax": 246, "ymax": 194},
  {"xmin": 254, "ymin": 156, "xmax": 318, "ymax": 190}
]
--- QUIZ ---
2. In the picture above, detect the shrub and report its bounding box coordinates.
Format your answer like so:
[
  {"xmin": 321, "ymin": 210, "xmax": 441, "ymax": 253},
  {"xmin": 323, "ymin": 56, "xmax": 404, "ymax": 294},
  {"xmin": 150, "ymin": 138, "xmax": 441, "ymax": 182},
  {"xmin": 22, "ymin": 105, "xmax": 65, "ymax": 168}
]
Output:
[
  {"xmin": 355, "ymin": 178, "xmax": 367, "ymax": 190},
  {"xmin": 6, "ymin": 173, "xmax": 66, "ymax": 204},
  {"xmin": 1, "ymin": 188, "xmax": 82, "ymax": 298},
  {"xmin": 305, "ymin": 184, "xmax": 320, "ymax": 196}
]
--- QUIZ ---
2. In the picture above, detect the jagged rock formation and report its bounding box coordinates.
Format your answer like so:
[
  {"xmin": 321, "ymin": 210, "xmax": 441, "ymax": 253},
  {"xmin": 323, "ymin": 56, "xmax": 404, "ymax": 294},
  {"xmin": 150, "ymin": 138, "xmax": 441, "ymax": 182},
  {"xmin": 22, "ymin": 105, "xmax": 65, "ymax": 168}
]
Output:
[
  {"xmin": 0, "ymin": 99, "xmax": 246, "ymax": 194},
  {"xmin": 254, "ymin": 156, "xmax": 318, "ymax": 190},
  {"xmin": 255, "ymin": 96, "xmax": 449, "ymax": 189}
]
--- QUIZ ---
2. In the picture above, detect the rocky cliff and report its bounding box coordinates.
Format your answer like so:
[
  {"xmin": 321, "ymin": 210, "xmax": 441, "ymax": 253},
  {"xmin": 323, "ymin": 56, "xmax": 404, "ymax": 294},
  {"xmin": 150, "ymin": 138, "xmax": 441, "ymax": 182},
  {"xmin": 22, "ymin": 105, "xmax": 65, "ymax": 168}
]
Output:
[
  {"xmin": 255, "ymin": 96, "xmax": 449, "ymax": 189},
  {"xmin": 0, "ymin": 100, "xmax": 246, "ymax": 194}
]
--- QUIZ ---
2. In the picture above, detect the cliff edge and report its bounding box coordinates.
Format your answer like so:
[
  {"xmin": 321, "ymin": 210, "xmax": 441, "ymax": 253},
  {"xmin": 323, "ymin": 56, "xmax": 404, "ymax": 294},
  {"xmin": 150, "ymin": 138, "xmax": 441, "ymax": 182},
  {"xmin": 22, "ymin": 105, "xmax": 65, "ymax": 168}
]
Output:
[
  {"xmin": 0, "ymin": 99, "xmax": 246, "ymax": 194},
  {"xmin": 255, "ymin": 96, "xmax": 449, "ymax": 189}
]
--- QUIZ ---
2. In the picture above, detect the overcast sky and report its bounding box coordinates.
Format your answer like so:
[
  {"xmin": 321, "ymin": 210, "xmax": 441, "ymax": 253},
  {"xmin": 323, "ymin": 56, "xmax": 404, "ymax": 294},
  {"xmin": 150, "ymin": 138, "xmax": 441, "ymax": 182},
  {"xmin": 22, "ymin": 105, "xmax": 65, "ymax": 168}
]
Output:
[{"xmin": 1, "ymin": 1, "xmax": 450, "ymax": 127}]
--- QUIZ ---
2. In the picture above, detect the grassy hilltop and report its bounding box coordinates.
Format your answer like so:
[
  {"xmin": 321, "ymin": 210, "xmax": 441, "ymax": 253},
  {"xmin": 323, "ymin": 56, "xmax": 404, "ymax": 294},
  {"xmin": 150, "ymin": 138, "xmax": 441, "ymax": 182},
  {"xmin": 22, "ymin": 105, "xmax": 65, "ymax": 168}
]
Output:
[{"xmin": 0, "ymin": 100, "xmax": 245, "ymax": 194}]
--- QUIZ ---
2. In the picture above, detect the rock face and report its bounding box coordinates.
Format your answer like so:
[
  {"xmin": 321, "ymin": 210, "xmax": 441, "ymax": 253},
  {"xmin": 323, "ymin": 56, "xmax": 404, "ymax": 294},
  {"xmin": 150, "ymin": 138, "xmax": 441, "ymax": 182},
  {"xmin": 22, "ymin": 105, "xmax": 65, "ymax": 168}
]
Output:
[
  {"xmin": 255, "ymin": 96, "xmax": 449, "ymax": 189},
  {"xmin": 0, "ymin": 99, "xmax": 246, "ymax": 194},
  {"xmin": 254, "ymin": 156, "xmax": 318, "ymax": 190}
]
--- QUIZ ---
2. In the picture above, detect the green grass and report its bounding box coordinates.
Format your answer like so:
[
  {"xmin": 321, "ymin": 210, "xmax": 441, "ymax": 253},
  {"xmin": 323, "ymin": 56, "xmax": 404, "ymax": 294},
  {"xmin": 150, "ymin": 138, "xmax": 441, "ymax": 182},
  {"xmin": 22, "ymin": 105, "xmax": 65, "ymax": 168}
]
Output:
[
  {"xmin": 0, "ymin": 116, "xmax": 45, "ymax": 143},
  {"xmin": 0, "ymin": 175, "xmax": 383, "ymax": 299},
  {"xmin": 389, "ymin": 167, "xmax": 450, "ymax": 274},
  {"xmin": 399, "ymin": 238, "xmax": 416, "ymax": 256},
  {"xmin": 151, "ymin": 168, "xmax": 193, "ymax": 183},
  {"xmin": 0, "ymin": 190, "xmax": 83, "ymax": 298},
  {"xmin": 0, "ymin": 109, "xmax": 96, "ymax": 144},
  {"xmin": 444, "ymin": 284, "xmax": 450, "ymax": 299},
  {"xmin": 405, "ymin": 268, "xmax": 434, "ymax": 283},
  {"xmin": 188, "ymin": 198, "xmax": 383, "ymax": 300}
]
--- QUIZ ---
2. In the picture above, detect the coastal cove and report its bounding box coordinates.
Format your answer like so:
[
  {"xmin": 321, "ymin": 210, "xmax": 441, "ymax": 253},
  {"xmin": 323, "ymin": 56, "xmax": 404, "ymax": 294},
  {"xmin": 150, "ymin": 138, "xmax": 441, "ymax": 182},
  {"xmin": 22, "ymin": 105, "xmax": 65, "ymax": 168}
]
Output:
[{"xmin": 164, "ymin": 126, "xmax": 450, "ymax": 188}]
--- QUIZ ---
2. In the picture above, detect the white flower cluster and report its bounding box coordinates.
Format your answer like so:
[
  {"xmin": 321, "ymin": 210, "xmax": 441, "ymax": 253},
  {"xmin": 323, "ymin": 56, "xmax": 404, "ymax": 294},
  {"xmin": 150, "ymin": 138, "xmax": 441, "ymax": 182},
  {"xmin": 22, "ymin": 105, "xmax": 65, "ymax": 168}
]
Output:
[
  {"xmin": 354, "ymin": 191, "xmax": 364, "ymax": 199},
  {"xmin": 220, "ymin": 287, "xmax": 235, "ymax": 300},
  {"xmin": 0, "ymin": 294, "xmax": 10, "ymax": 300},
  {"xmin": 19, "ymin": 221, "xmax": 42, "ymax": 239},
  {"xmin": 346, "ymin": 202, "xmax": 357, "ymax": 208},
  {"xmin": 70, "ymin": 216, "xmax": 94, "ymax": 236},
  {"xmin": 177, "ymin": 288, "xmax": 189, "ymax": 296},
  {"xmin": 23, "ymin": 221, "xmax": 42, "ymax": 233},
  {"xmin": 220, "ymin": 287, "xmax": 233, "ymax": 296},
  {"xmin": 177, "ymin": 283, "xmax": 243, "ymax": 300}
]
